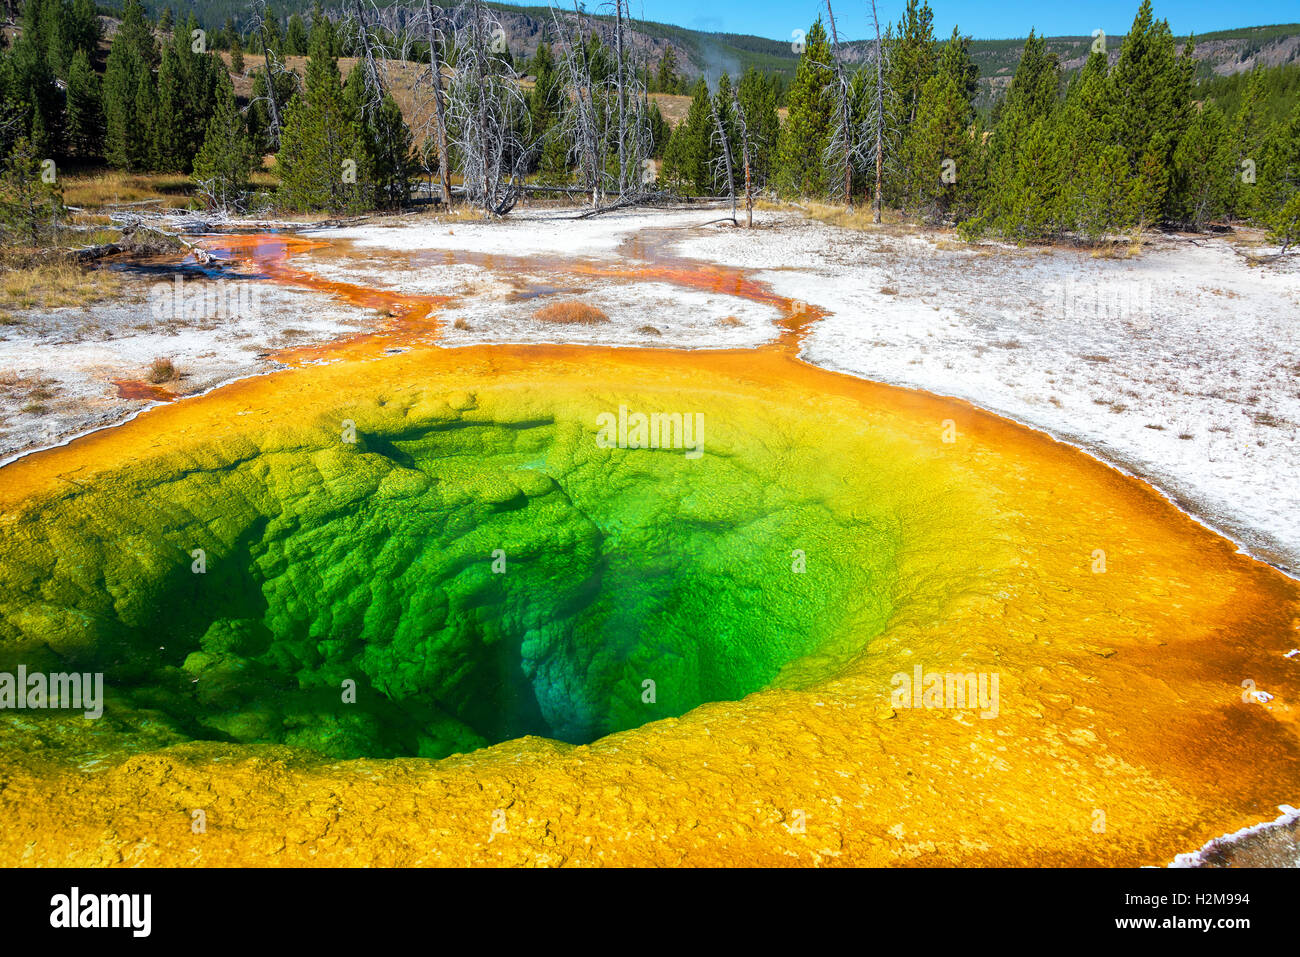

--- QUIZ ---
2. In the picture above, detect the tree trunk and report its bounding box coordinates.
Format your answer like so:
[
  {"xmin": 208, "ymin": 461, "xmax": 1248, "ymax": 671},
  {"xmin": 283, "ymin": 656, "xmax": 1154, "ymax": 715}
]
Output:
[
  {"xmin": 732, "ymin": 87, "xmax": 754, "ymax": 228},
  {"xmin": 711, "ymin": 96, "xmax": 736, "ymax": 222},
  {"xmin": 824, "ymin": 1, "xmax": 852, "ymax": 207},
  {"xmin": 423, "ymin": 0, "xmax": 452, "ymax": 209},
  {"xmin": 870, "ymin": 0, "xmax": 885, "ymax": 224},
  {"xmin": 423, "ymin": 0, "xmax": 454, "ymax": 208},
  {"xmin": 260, "ymin": 29, "xmax": 282, "ymax": 148},
  {"xmin": 614, "ymin": 0, "xmax": 628, "ymax": 196},
  {"xmin": 570, "ymin": 1, "xmax": 601, "ymax": 208}
]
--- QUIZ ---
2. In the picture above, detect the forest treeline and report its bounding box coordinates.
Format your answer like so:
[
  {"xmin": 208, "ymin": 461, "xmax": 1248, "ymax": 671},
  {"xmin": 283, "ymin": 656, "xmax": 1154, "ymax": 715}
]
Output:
[{"xmin": 0, "ymin": 0, "xmax": 1297, "ymax": 250}]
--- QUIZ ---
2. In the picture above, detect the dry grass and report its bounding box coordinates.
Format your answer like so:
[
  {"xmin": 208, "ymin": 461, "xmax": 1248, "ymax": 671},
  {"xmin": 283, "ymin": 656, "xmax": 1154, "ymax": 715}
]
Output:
[
  {"xmin": 248, "ymin": 56, "xmax": 444, "ymax": 147},
  {"xmin": 879, "ymin": 285, "xmax": 899, "ymax": 296},
  {"xmin": 60, "ymin": 170, "xmax": 196, "ymax": 208},
  {"xmin": 799, "ymin": 201, "xmax": 909, "ymax": 231},
  {"xmin": 0, "ymin": 260, "xmax": 123, "ymax": 315},
  {"xmin": 1088, "ymin": 233, "xmax": 1146, "ymax": 259},
  {"xmin": 147, "ymin": 358, "xmax": 180, "ymax": 384},
  {"xmin": 533, "ymin": 301, "xmax": 608, "ymax": 325},
  {"xmin": 649, "ymin": 93, "xmax": 693, "ymax": 126},
  {"xmin": 1252, "ymin": 410, "xmax": 1287, "ymax": 428},
  {"xmin": 453, "ymin": 317, "xmax": 471, "ymax": 330},
  {"xmin": 67, "ymin": 212, "xmax": 115, "ymax": 227},
  {"xmin": 0, "ymin": 372, "xmax": 59, "ymax": 414}
]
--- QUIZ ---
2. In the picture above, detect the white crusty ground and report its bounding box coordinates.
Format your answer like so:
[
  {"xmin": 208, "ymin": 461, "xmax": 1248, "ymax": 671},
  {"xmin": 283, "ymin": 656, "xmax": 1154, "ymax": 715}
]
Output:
[
  {"xmin": 671, "ymin": 212, "xmax": 1300, "ymax": 574},
  {"xmin": 0, "ymin": 273, "xmax": 371, "ymax": 461},
  {"xmin": 5, "ymin": 206, "xmax": 1297, "ymax": 575},
  {"xmin": 304, "ymin": 206, "xmax": 782, "ymax": 348},
  {"xmin": 318, "ymin": 206, "xmax": 712, "ymax": 258}
]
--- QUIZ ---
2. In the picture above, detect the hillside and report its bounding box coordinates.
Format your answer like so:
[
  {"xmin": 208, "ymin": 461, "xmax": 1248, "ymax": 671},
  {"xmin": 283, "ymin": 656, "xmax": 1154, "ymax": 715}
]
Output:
[
  {"xmin": 839, "ymin": 23, "xmax": 1300, "ymax": 108},
  {"xmin": 98, "ymin": 3, "xmax": 1300, "ymax": 101}
]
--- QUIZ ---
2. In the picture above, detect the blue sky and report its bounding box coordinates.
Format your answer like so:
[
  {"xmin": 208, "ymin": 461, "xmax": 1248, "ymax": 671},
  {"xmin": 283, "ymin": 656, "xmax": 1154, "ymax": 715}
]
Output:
[{"xmin": 521, "ymin": 1, "xmax": 1296, "ymax": 42}]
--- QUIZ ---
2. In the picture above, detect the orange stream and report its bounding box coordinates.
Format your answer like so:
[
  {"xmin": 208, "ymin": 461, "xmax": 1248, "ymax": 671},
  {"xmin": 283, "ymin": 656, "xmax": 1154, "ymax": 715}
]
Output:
[{"xmin": 198, "ymin": 227, "xmax": 824, "ymax": 364}]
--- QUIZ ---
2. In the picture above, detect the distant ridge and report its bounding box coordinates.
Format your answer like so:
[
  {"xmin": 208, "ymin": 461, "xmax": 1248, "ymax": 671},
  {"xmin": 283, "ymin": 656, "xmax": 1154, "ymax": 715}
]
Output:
[{"xmin": 125, "ymin": 1, "xmax": 1300, "ymax": 96}]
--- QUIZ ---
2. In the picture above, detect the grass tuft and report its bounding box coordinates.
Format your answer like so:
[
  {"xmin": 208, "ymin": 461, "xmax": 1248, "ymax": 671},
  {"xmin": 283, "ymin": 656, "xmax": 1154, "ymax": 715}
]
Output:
[
  {"xmin": 147, "ymin": 358, "xmax": 180, "ymax": 384},
  {"xmin": 533, "ymin": 301, "xmax": 609, "ymax": 325}
]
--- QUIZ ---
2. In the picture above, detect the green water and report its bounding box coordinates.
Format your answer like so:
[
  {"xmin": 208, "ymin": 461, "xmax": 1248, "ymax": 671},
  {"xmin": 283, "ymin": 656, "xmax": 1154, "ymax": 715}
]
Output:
[{"xmin": 0, "ymin": 403, "xmax": 902, "ymax": 760}]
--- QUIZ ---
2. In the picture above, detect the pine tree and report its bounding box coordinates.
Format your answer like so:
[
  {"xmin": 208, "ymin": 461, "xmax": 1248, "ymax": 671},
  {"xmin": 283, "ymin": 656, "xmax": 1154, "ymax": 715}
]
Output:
[
  {"xmin": 645, "ymin": 99, "xmax": 670, "ymax": 160},
  {"xmin": 286, "ymin": 14, "xmax": 309, "ymax": 57},
  {"xmin": 526, "ymin": 42, "xmax": 562, "ymax": 147},
  {"xmin": 63, "ymin": 48, "xmax": 103, "ymax": 159},
  {"xmin": 1171, "ymin": 103, "xmax": 1233, "ymax": 229},
  {"xmin": 344, "ymin": 61, "xmax": 413, "ymax": 210},
  {"xmin": 9, "ymin": 1, "xmax": 64, "ymax": 154},
  {"xmin": 193, "ymin": 70, "xmax": 255, "ymax": 211},
  {"xmin": 935, "ymin": 25, "xmax": 978, "ymax": 106},
  {"xmin": 888, "ymin": 0, "xmax": 937, "ymax": 130},
  {"xmin": 231, "ymin": 36, "xmax": 245, "ymax": 75},
  {"xmin": 656, "ymin": 44, "xmax": 679, "ymax": 95},
  {"xmin": 966, "ymin": 31, "xmax": 1060, "ymax": 238},
  {"xmin": 537, "ymin": 129, "xmax": 571, "ymax": 185},
  {"xmin": 116, "ymin": 0, "xmax": 159, "ymax": 68},
  {"xmin": 1258, "ymin": 102, "xmax": 1300, "ymax": 249},
  {"xmin": 1108, "ymin": 0, "xmax": 1191, "ymax": 223},
  {"xmin": 737, "ymin": 67, "xmax": 780, "ymax": 186},
  {"xmin": 68, "ymin": 0, "xmax": 101, "ymax": 64},
  {"xmin": 662, "ymin": 79, "xmax": 714, "ymax": 195},
  {"xmin": 1228, "ymin": 69, "xmax": 1269, "ymax": 219},
  {"xmin": 774, "ymin": 18, "xmax": 834, "ymax": 197},
  {"xmin": 0, "ymin": 47, "xmax": 20, "ymax": 159},
  {"xmin": 1059, "ymin": 51, "xmax": 1132, "ymax": 240},
  {"xmin": 130, "ymin": 60, "xmax": 157, "ymax": 168},
  {"xmin": 897, "ymin": 27, "xmax": 977, "ymax": 220},
  {"xmin": 275, "ymin": 24, "xmax": 364, "ymax": 212},
  {"xmin": 179, "ymin": 15, "xmax": 222, "ymax": 167},
  {"xmin": 153, "ymin": 44, "xmax": 185, "ymax": 170},
  {"xmin": 220, "ymin": 18, "xmax": 238, "ymax": 51},
  {"xmin": 998, "ymin": 116, "xmax": 1064, "ymax": 240},
  {"xmin": 102, "ymin": 0, "xmax": 158, "ymax": 170},
  {"xmin": 0, "ymin": 135, "xmax": 63, "ymax": 246}
]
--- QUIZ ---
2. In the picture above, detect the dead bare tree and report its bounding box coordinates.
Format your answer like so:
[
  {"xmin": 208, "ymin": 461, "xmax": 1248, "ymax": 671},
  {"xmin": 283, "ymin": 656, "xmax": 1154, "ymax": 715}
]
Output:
[
  {"xmin": 603, "ymin": 0, "xmax": 644, "ymax": 196},
  {"xmin": 549, "ymin": 1, "xmax": 604, "ymax": 208},
  {"xmin": 445, "ymin": 0, "xmax": 531, "ymax": 214},
  {"xmin": 865, "ymin": 0, "xmax": 890, "ymax": 223},
  {"xmin": 194, "ymin": 176, "xmax": 246, "ymax": 219},
  {"xmin": 347, "ymin": 0, "xmax": 389, "ymax": 117},
  {"xmin": 247, "ymin": 1, "xmax": 290, "ymax": 149},
  {"xmin": 731, "ymin": 87, "xmax": 754, "ymax": 227},
  {"xmin": 823, "ymin": 0, "xmax": 870, "ymax": 209},
  {"xmin": 392, "ymin": 1, "xmax": 454, "ymax": 208},
  {"xmin": 612, "ymin": 2, "xmax": 654, "ymax": 201},
  {"xmin": 708, "ymin": 91, "xmax": 737, "ymax": 223},
  {"xmin": 545, "ymin": 1, "xmax": 656, "ymax": 211},
  {"xmin": 421, "ymin": 0, "xmax": 453, "ymax": 208}
]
